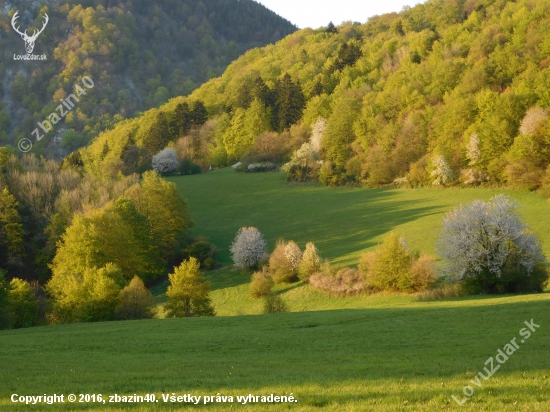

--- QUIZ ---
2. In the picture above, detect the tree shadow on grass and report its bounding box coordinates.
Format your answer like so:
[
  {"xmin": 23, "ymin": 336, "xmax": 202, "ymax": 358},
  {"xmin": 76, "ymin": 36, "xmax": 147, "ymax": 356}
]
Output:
[{"xmin": 195, "ymin": 186, "xmax": 446, "ymax": 289}]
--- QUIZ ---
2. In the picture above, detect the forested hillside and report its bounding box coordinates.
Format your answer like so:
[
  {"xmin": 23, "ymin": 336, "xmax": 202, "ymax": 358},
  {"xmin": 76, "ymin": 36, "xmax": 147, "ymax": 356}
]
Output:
[
  {"xmin": 0, "ymin": 0, "xmax": 297, "ymax": 155},
  {"xmin": 84, "ymin": 0, "xmax": 550, "ymax": 194}
]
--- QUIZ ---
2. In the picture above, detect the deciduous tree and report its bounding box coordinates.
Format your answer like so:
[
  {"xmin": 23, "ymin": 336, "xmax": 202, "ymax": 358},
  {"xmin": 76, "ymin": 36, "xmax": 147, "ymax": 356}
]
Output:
[
  {"xmin": 165, "ymin": 257, "xmax": 215, "ymax": 317},
  {"xmin": 436, "ymin": 195, "xmax": 548, "ymax": 293}
]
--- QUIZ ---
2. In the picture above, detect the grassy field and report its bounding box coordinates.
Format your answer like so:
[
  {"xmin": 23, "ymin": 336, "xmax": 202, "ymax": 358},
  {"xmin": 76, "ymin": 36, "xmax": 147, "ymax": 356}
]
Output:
[
  {"xmin": 168, "ymin": 168, "xmax": 550, "ymax": 267},
  {"xmin": 168, "ymin": 168, "xmax": 550, "ymax": 316},
  {"xmin": 2, "ymin": 169, "xmax": 550, "ymax": 411},
  {"xmin": 1, "ymin": 293, "xmax": 548, "ymax": 411}
]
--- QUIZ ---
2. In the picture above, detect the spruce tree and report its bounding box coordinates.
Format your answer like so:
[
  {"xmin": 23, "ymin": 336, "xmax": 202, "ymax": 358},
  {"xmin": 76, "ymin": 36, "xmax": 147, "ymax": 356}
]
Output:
[
  {"xmin": 326, "ymin": 21, "xmax": 338, "ymax": 34},
  {"xmin": 252, "ymin": 76, "xmax": 274, "ymax": 108},
  {"xmin": 144, "ymin": 111, "xmax": 169, "ymax": 155},
  {"xmin": 170, "ymin": 102, "xmax": 191, "ymax": 138},
  {"xmin": 191, "ymin": 100, "xmax": 208, "ymax": 127},
  {"xmin": 274, "ymin": 74, "xmax": 305, "ymax": 132}
]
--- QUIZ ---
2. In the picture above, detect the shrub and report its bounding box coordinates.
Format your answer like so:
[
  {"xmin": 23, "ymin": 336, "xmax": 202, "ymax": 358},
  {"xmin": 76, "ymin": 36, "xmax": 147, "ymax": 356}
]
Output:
[
  {"xmin": 430, "ymin": 155, "xmax": 453, "ymax": 186},
  {"xmin": 230, "ymin": 227, "xmax": 267, "ymax": 269},
  {"xmin": 309, "ymin": 267, "xmax": 365, "ymax": 297},
  {"xmin": 178, "ymin": 158, "xmax": 202, "ymax": 175},
  {"xmin": 115, "ymin": 276, "xmax": 155, "ymax": 320},
  {"xmin": 152, "ymin": 148, "xmax": 179, "ymax": 174},
  {"xmin": 415, "ymin": 283, "xmax": 466, "ymax": 301},
  {"xmin": 281, "ymin": 143, "xmax": 320, "ymax": 182},
  {"xmin": 249, "ymin": 268, "xmax": 274, "ymax": 298},
  {"xmin": 409, "ymin": 255, "xmax": 438, "ymax": 291},
  {"xmin": 298, "ymin": 242, "xmax": 322, "ymax": 281},
  {"xmin": 245, "ymin": 162, "xmax": 278, "ymax": 173},
  {"xmin": 359, "ymin": 233, "xmax": 437, "ymax": 293},
  {"xmin": 185, "ymin": 238, "xmax": 217, "ymax": 269},
  {"xmin": 263, "ymin": 294, "xmax": 288, "ymax": 314},
  {"xmin": 268, "ymin": 240, "xmax": 301, "ymax": 283},
  {"xmin": 436, "ymin": 195, "xmax": 548, "ymax": 293},
  {"xmin": 366, "ymin": 233, "xmax": 413, "ymax": 292}
]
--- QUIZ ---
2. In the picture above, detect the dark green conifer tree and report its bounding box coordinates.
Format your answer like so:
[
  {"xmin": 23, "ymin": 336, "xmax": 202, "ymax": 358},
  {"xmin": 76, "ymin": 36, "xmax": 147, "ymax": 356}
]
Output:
[{"xmin": 144, "ymin": 111, "xmax": 170, "ymax": 155}]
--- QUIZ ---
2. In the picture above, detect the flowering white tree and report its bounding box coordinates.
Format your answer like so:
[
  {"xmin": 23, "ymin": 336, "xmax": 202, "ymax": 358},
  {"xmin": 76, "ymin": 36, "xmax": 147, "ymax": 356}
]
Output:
[
  {"xmin": 310, "ymin": 117, "xmax": 327, "ymax": 153},
  {"xmin": 283, "ymin": 241, "xmax": 302, "ymax": 271},
  {"xmin": 466, "ymin": 132, "xmax": 481, "ymax": 166},
  {"xmin": 519, "ymin": 107, "xmax": 547, "ymax": 135},
  {"xmin": 298, "ymin": 242, "xmax": 322, "ymax": 280},
  {"xmin": 430, "ymin": 155, "xmax": 453, "ymax": 186},
  {"xmin": 230, "ymin": 227, "xmax": 267, "ymax": 268},
  {"xmin": 152, "ymin": 148, "xmax": 179, "ymax": 174},
  {"xmin": 436, "ymin": 195, "xmax": 545, "ymax": 282},
  {"xmin": 281, "ymin": 143, "xmax": 319, "ymax": 182}
]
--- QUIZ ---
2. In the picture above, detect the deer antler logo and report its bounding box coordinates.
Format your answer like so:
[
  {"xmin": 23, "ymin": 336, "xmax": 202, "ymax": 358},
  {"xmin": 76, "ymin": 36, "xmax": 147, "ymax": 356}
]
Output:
[{"xmin": 11, "ymin": 11, "xmax": 49, "ymax": 54}]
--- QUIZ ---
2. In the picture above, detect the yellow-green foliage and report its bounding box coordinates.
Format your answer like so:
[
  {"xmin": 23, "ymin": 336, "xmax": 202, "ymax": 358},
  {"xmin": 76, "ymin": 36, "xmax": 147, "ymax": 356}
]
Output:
[
  {"xmin": 249, "ymin": 269, "xmax": 274, "ymax": 299},
  {"xmin": 8, "ymin": 278, "xmax": 37, "ymax": 329},
  {"xmin": 49, "ymin": 203, "xmax": 149, "ymax": 282},
  {"xmin": 268, "ymin": 240, "xmax": 300, "ymax": 284},
  {"xmin": 115, "ymin": 276, "xmax": 155, "ymax": 320},
  {"xmin": 47, "ymin": 263, "xmax": 125, "ymax": 324},
  {"xmin": 165, "ymin": 257, "xmax": 215, "ymax": 318},
  {"xmin": 360, "ymin": 233, "xmax": 436, "ymax": 292},
  {"xmin": 298, "ymin": 242, "xmax": 322, "ymax": 281},
  {"xmin": 84, "ymin": 0, "xmax": 550, "ymax": 186}
]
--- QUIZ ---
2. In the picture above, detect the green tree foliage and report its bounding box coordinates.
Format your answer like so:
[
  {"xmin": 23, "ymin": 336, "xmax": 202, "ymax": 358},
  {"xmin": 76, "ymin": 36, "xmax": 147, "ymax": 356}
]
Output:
[
  {"xmin": 330, "ymin": 42, "xmax": 362, "ymax": 72},
  {"xmin": 79, "ymin": 0, "xmax": 550, "ymax": 187},
  {"xmin": 191, "ymin": 101, "xmax": 209, "ymax": 127},
  {"xmin": 273, "ymin": 74, "xmax": 306, "ymax": 132},
  {"xmin": 8, "ymin": 278, "xmax": 38, "ymax": 329},
  {"xmin": 0, "ymin": 188, "xmax": 25, "ymax": 268},
  {"xmin": 360, "ymin": 233, "xmax": 436, "ymax": 292},
  {"xmin": 47, "ymin": 263, "xmax": 125, "ymax": 323},
  {"xmin": 170, "ymin": 103, "xmax": 192, "ymax": 138},
  {"xmin": 249, "ymin": 268, "xmax": 274, "ymax": 298},
  {"xmin": 50, "ymin": 204, "xmax": 149, "ymax": 283},
  {"xmin": 165, "ymin": 258, "xmax": 215, "ymax": 318},
  {"xmin": 298, "ymin": 242, "xmax": 322, "ymax": 281},
  {"xmin": 115, "ymin": 276, "xmax": 155, "ymax": 320},
  {"xmin": 326, "ymin": 21, "xmax": 339, "ymax": 34},
  {"xmin": 0, "ymin": 270, "xmax": 10, "ymax": 329},
  {"xmin": 144, "ymin": 112, "xmax": 170, "ymax": 155},
  {"xmin": 124, "ymin": 171, "xmax": 194, "ymax": 261}
]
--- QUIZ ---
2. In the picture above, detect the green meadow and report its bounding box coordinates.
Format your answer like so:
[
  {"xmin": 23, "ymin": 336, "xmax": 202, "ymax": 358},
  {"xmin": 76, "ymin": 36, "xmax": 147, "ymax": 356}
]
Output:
[
  {"xmin": 169, "ymin": 168, "xmax": 550, "ymax": 267},
  {"xmin": 2, "ymin": 168, "xmax": 550, "ymax": 411},
  {"xmin": 1, "ymin": 294, "xmax": 548, "ymax": 411},
  {"xmin": 164, "ymin": 168, "xmax": 550, "ymax": 316}
]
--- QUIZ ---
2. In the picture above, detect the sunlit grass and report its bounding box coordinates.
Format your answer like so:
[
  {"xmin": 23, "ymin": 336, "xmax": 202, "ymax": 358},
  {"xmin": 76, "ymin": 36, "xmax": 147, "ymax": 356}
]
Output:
[{"xmin": 1, "ymin": 293, "xmax": 548, "ymax": 410}]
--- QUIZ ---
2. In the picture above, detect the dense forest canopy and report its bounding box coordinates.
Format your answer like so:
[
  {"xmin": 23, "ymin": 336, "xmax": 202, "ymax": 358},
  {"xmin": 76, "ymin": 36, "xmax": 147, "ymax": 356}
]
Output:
[
  {"xmin": 83, "ymin": 0, "xmax": 550, "ymax": 194},
  {"xmin": 0, "ymin": 0, "xmax": 297, "ymax": 155}
]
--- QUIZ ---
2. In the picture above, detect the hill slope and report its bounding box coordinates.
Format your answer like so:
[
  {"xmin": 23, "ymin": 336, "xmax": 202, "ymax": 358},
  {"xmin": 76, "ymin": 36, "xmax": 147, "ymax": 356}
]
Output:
[
  {"xmin": 84, "ymin": 0, "xmax": 550, "ymax": 192},
  {"xmin": 0, "ymin": 0, "xmax": 297, "ymax": 154}
]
